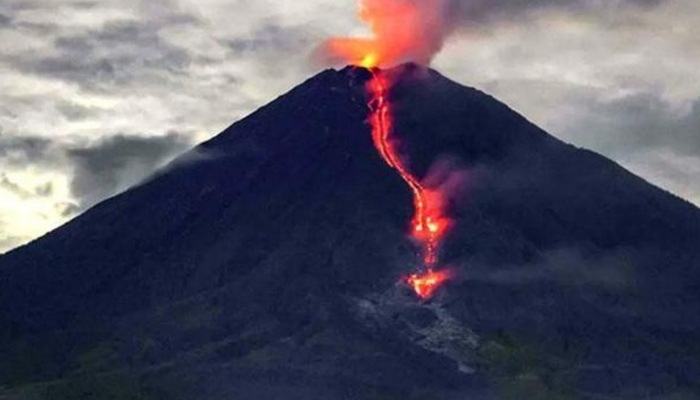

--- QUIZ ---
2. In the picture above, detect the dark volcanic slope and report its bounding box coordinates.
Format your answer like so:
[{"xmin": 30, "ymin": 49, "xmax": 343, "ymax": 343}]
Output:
[{"xmin": 1, "ymin": 64, "xmax": 699, "ymax": 400}]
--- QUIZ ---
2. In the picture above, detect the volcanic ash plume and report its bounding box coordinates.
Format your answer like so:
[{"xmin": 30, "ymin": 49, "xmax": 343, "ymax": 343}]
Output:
[
  {"xmin": 319, "ymin": 0, "xmax": 670, "ymax": 69},
  {"xmin": 320, "ymin": 0, "xmax": 450, "ymax": 68}
]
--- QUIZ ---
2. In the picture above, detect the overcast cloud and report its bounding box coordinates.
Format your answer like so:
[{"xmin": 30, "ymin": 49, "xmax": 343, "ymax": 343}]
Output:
[{"xmin": 0, "ymin": 0, "xmax": 698, "ymax": 253}]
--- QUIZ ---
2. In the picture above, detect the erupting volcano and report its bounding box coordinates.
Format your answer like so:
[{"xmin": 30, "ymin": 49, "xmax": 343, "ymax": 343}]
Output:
[
  {"xmin": 3, "ymin": 1, "xmax": 700, "ymax": 398},
  {"xmin": 3, "ymin": 55, "xmax": 700, "ymax": 400}
]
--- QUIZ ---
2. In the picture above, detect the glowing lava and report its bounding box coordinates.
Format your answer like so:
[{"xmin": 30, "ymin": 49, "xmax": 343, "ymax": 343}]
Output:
[
  {"xmin": 322, "ymin": 0, "xmax": 448, "ymax": 67},
  {"xmin": 407, "ymin": 269, "xmax": 452, "ymax": 300},
  {"xmin": 325, "ymin": 0, "xmax": 454, "ymax": 299},
  {"xmin": 366, "ymin": 68, "xmax": 451, "ymax": 299}
]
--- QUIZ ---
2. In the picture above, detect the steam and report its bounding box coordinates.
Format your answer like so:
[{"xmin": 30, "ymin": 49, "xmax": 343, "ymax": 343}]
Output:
[{"xmin": 318, "ymin": 0, "xmax": 668, "ymax": 68}]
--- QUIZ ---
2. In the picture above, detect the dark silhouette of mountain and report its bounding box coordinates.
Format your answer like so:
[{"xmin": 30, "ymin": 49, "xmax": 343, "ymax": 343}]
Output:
[{"xmin": 1, "ymin": 64, "xmax": 699, "ymax": 400}]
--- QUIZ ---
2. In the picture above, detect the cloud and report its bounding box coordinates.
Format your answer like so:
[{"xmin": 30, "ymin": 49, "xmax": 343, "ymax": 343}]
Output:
[
  {"xmin": 0, "ymin": 173, "xmax": 32, "ymax": 199},
  {"xmin": 55, "ymin": 202, "xmax": 81, "ymax": 218},
  {"xmin": 66, "ymin": 132, "xmax": 193, "ymax": 208},
  {"xmin": 0, "ymin": 235, "xmax": 25, "ymax": 255},
  {"xmin": 0, "ymin": 13, "xmax": 11, "ymax": 28},
  {"xmin": 0, "ymin": 132, "xmax": 55, "ymax": 167},
  {"xmin": 0, "ymin": 173, "xmax": 53, "ymax": 200},
  {"xmin": 13, "ymin": 19, "xmax": 194, "ymax": 92},
  {"xmin": 55, "ymin": 100, "xmax": 104, "ymax": 122},
  {"xmin": 533, "ymin": 89, "xmax": 700, "ymax": 203},
  {"xmin": 224, "ymin": 23, "xmax": 313, "ymax": 55},
  {"xmin": 220, "ymin": 20, "xmax": 322, "ymax": 86},
  {"xmin": 624, "ymin": 148, "xmax": 700, "ymax": 206},
  {"xmin": 0, "ymin": 127, "xmax": 194, "ymax": 253},
  {"xmin": 446, "ymin": 0, "xmax": 667, "ymax": 28},
  {"xmin": 586, "ymin": 94, "xmax": 700, "ymax": 157}
]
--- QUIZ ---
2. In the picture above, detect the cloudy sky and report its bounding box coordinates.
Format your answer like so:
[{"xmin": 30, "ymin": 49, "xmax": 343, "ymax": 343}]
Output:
[{"xmin": 0, "ymin": 0, "xmax": 698, "ymax": 253}]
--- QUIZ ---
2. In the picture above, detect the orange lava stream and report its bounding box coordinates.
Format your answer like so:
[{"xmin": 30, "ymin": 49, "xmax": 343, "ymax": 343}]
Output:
[{"xmin": 366, "ymin": 69, "xmax": 449, "ymax": 299}]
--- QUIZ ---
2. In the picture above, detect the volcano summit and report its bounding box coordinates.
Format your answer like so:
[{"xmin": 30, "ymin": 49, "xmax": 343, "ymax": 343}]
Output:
[{"xmin": 1, "ymin": 64, "xmax": 700, "ymax": 400}]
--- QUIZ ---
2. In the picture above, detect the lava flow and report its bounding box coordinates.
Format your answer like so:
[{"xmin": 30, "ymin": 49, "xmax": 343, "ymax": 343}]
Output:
[
  {"xmin": 323, "ymin": 0, "xmax": 455, "ymax": 299},
  {"xmin": 365, "ymin": 68, "xmax": 450, "ymax": 299},
  {"xmin": 407, "ymin": 269, "xmax": 452, "ymax": 299}
]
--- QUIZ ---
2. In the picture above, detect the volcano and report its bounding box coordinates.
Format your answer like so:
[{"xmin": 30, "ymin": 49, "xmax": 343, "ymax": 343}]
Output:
[{"xmin": 1, "ymin": 64, "xmax": 700, "ymax": 400}]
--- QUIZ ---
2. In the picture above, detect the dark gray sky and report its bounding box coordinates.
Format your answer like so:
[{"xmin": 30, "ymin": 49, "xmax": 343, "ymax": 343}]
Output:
[{"xmin": 0, "ymin": 0, "xmax": 698, "ymax": 253}]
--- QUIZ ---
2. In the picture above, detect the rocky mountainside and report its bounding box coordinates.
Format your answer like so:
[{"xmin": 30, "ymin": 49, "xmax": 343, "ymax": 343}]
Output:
[{"xmin": 1, "ymin": 64, "xmax": 699, "ymax": 400}]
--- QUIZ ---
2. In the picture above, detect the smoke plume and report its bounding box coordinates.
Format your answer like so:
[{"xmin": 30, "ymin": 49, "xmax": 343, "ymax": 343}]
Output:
[
  {"xmin": 321, "ymin": 0, "xmax": 450, "ymax": 67},
  {"xmin": 319, "ymin": 0, "xmax": 667, "ymax": 68}
]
